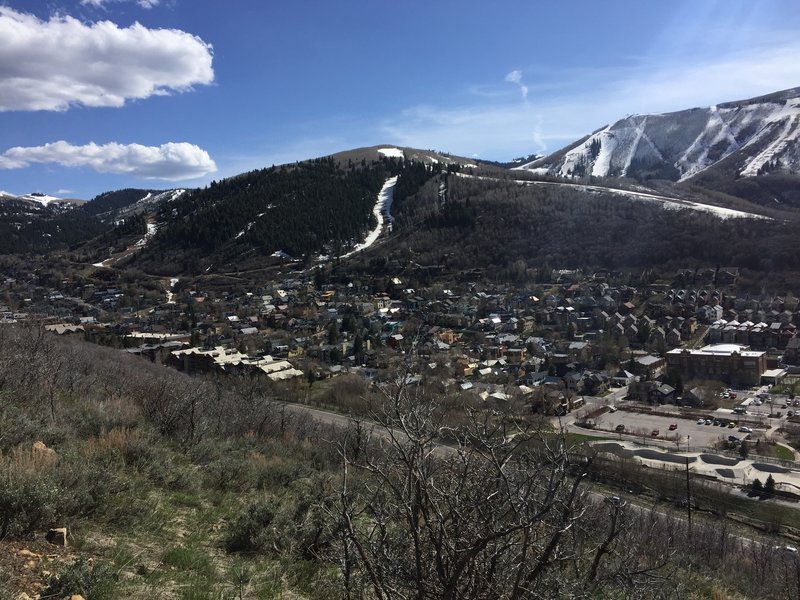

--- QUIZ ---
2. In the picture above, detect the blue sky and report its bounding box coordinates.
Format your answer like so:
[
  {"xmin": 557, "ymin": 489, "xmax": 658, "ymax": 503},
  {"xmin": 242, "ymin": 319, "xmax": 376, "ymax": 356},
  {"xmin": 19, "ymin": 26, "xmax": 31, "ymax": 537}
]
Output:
[{"xmin": 1, "ymin": 0, "xmax": 800, "ymax": 198}]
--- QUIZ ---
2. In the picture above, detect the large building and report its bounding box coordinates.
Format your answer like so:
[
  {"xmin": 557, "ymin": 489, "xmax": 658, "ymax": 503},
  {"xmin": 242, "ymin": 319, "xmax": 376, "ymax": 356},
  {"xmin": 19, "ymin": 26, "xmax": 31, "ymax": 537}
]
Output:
[{"xmin": 665, "ymin": 343, "xmax": 766, "ymax": 386}]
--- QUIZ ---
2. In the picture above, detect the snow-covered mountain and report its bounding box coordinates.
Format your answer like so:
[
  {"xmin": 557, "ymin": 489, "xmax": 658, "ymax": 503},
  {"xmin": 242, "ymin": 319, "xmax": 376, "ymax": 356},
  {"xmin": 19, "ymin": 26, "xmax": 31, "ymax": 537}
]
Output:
[
  {"xmin": 521, "ymin": 87, "xmax": 800, "ymax": 183},
  {"xmin": 0, "ymin": 190, "xmax": 84, "ymax": 214}
]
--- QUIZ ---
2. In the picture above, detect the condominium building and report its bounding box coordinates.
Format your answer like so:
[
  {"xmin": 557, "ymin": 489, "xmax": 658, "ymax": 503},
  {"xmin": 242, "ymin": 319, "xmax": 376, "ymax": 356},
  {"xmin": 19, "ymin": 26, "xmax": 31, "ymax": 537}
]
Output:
[{"xmin": 665, "ymin": 343, "xmax": 766, "ymax": 386}]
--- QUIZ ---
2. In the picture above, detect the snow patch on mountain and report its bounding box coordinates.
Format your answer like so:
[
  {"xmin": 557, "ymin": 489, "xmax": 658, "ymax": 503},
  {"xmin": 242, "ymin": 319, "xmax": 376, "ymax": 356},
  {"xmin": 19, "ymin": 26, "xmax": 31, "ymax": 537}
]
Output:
[
  {"xmin": 739, "ymin": 99, "xmax": 800, "ymax": 177},
  {"xmin": 455, "ymin": 172, "xmax": 767, "ymax": 220},
  {"xmin": 135, "ymin": 222, "xmax": 158, "ymax": 247},
  {"xmin": 525, "ymin": 89, "xmax": 800, "ymax": 183},
  {"xmin": 592, "ymin": 128, "xmax": 617, "ymax": 177},
  {"xmin": 19, "ymin": 193, "xmax": 63, "ymax": 206},
  {"xmin": 378, "ymin": 147, "xmax": 404, "ymax": 159},
  {"xmin": 234, "ymin": 207, "xmax": 272, "ymax": 240}
]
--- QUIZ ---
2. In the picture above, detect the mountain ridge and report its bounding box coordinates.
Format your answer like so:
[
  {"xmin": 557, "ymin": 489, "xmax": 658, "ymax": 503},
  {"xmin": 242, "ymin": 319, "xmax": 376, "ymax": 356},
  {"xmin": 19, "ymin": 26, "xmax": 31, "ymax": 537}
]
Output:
[{"xmin": 521, "ymin": 87, "xmax": 800, "ymax": 189}]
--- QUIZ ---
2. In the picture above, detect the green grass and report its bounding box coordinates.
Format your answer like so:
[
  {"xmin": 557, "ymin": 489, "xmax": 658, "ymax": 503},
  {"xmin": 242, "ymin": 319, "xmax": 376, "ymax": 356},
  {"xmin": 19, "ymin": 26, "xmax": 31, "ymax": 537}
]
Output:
[
  {"xmin": 566, "ymin": 432, "xmax": 608, "ymax": 444},
  {"xmin": 771, "ymin": 444, "xmax": 795, "ymax": 461},
  {"xmin": 162, "ymin": 545, "xmax": 216, "ymax": 574}
]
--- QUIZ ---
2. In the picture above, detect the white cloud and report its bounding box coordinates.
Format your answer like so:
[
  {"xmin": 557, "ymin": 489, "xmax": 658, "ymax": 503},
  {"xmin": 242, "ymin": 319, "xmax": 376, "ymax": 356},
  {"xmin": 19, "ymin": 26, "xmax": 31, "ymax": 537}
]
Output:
[
  {"xmin": 504, "ymin": 69, "xmax": 528, "ymax": 100},
  {"xmin": 0, "ymin": 140, "xmax": 217, "ymax": 181},
  {"xmin": 82, "ymin": 0, "xmax": 161, "ymax": 8},
  {"xmin": 0, "ymin": 7, "xmax": 213, "ymax": 112}
]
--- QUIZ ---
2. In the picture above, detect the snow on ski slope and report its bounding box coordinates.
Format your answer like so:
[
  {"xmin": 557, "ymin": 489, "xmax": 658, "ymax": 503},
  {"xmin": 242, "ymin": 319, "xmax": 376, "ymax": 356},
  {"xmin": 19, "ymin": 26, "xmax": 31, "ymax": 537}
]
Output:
[
  {"xmin": 567, "ymin": 182, "xmax": 766, "ymax": 219},
  {"xmin": 455, "ymin": 172, "xmax": 768, "ymax": 220},
  {"xmin": 739, "ymin": 98, "xmax": 800, "ymax": 176},
  {"xmin": 527, "ymin": 92, "xmax": 800, "ymax": 181},
  {"xmin": 340, "ymin": 176, "xmax": 398, "ymax": 259},
  {"xmin": 165, "ymin": 278, "xmax": 179, "ymax": 304},
  {"xmin": 95, "ymin": 220, "xmax": 160, "ymax": 268},
  {"xmin": 135, "ymin": 222, "xmax": 158, "ymax": 247},
  {"xmin": 678, "ymin": 105, "xmax": 741, "ymax": 180},
  {"xmin": 591, "ymin": 128, "xmax": 617, "ymax": 177}
]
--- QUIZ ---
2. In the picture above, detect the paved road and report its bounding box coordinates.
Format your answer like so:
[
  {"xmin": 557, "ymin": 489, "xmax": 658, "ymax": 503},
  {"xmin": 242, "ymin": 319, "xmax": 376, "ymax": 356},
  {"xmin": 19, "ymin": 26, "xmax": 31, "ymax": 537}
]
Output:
[{"xmin": 283, "ymin": 398, "xmax": 794, "ymax": 550}]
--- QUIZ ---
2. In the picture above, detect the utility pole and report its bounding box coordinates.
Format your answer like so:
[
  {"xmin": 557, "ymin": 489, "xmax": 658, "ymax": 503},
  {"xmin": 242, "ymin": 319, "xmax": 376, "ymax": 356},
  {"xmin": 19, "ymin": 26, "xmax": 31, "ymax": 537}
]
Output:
[{"xmin": 685, "ymin": 457, "xmax": 692, "ymax": 535}]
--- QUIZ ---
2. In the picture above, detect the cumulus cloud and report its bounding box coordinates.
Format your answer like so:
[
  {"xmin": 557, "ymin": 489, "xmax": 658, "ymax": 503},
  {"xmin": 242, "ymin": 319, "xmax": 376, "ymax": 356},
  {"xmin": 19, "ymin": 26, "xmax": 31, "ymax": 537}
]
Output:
[
  {"xmin": 504, "ymin": 70, "xmax": 528, "ymax": 100},
  {"xmin": 0, "ymin": 141, "xmax": 217, "ymax": 181},
  {"xmin": 0, "ymin": 7, "xmax": 213, "ymax": 112}
]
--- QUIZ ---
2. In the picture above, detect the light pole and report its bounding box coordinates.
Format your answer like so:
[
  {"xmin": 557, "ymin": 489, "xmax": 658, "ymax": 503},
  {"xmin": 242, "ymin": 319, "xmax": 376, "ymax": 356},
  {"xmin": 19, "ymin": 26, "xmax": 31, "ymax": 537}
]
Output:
[{"xmin": 686, "ymin": 435, "xmax": 691, "ymax": 452}]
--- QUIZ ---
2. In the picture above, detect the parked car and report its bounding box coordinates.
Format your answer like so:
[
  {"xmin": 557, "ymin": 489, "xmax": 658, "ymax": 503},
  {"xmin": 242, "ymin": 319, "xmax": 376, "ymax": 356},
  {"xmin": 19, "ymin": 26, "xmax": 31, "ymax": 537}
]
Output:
[
  {"xmin": 651, "ymin": 429, "xmax": 659, "ymax": 437},
  {"xmin": 739, "ymin": 426, "xmax": 753, "ymax": 433},
  {"xmin": 669, "ymin": 423, "xmax": 678, "ymax": 430},
  {"xmin": 696, "ymin": 418, "xmax": 705, "ymax": 425},
  {"xmin": 728, "ymin": 435, "xmax": 740, "ymax": 443},
  {"xmin": 615, "ymin": 424, "xmax": 625, "ymax": 432},
  {"xmin": 728, "ymin": 422, "xmax": 736, "ymax": 428}
]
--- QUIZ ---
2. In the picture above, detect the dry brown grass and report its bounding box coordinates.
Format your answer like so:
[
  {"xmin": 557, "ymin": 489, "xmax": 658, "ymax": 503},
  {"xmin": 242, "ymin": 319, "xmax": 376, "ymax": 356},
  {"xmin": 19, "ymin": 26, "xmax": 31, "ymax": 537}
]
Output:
[
  {"xmin": 81, "ymin": 427, "xmax": 140, "ymax": 462},
  {"xmin": 0, "ymin": 442, "xmax": 58, "ymax": 475}
]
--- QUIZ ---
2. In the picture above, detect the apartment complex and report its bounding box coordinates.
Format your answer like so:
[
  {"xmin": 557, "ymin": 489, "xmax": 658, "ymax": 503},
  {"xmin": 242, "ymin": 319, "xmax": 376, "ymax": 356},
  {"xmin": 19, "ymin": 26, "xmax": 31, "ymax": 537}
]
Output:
[{"xmin": 665, "ymin": 343, "xmax": 766, "ymax": 386}]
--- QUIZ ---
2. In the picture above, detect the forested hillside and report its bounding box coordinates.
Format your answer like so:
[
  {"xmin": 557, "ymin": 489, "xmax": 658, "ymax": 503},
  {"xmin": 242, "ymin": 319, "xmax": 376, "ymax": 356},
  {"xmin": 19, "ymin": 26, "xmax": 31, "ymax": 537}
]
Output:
[
  {"xmin": 78, "ymin": 188, "xmax": 163, "ymax": 217},
  {"xmin": 0, "ymin": 202, "xmax": 107, "ymax": 255},
  {"xmin": 388, "ymin": 173, "xmax": 800, "ymax": 281},
  {"xmin": 132, "ymin": 156, "xmax": 436, "ymax": 274},
  {"xmin": 0, "ymin": 188, "xmax": 161, "ymax": 255}
]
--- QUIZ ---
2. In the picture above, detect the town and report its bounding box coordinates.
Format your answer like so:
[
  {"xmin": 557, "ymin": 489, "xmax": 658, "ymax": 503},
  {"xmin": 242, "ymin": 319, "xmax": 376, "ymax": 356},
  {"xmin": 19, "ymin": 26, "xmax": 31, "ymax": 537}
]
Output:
[{"xmin": 4, "ymin": 260, "xmax": 799, "ymax": 464}]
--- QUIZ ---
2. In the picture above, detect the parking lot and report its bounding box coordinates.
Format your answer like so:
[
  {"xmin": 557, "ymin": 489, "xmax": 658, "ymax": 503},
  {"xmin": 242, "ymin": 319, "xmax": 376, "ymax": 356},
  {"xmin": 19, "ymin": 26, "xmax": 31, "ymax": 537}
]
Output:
[
  {"xmin": 592, "ymin": 409, "xmax": 751, "ymax": 449},
  {"xmin": 568, "ymin": 383, "xmax": 799, "ymax": 451}
]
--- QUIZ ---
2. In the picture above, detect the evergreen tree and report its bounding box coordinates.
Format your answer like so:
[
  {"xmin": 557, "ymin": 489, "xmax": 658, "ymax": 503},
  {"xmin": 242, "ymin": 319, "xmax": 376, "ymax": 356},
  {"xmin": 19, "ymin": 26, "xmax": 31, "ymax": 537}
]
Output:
[
  {"xmin": 327, "ymin": 321, "xmax": 340, "ymax": 345},
  {"xmin": 764, "ymin": 475, "xmax": 776, "ymax": 498},
  {"xmin": 738, "ymin": 440, "xmax": 749, "ymax": 459}
]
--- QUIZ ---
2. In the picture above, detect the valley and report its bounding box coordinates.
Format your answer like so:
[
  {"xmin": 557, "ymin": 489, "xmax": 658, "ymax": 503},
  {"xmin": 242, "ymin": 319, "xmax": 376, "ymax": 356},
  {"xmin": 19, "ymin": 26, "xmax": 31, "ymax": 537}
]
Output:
[{"xmin": 2, "ymin": 89, "xmax": 800, "ymax": 599}]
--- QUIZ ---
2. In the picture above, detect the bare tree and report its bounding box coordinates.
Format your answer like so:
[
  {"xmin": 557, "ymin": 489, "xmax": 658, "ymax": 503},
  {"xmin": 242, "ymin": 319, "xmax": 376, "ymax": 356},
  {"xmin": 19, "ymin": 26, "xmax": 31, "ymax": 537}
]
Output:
[{"xmin": 323, "ymin": 367, "xmax": 678, "ymax": 599}]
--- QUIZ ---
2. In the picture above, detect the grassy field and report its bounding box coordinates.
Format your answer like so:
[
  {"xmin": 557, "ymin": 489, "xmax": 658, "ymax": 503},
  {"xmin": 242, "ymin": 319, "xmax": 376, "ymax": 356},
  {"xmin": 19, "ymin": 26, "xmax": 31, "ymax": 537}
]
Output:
[{"xmin": 769, "ymin": 443, "xmax": 796, "ymax": 461}]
